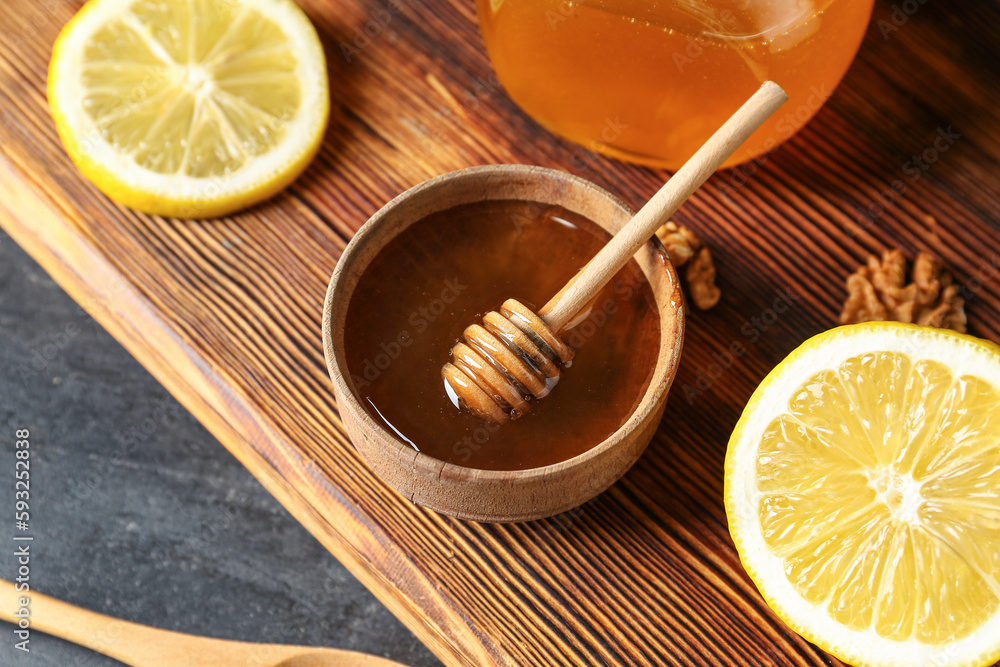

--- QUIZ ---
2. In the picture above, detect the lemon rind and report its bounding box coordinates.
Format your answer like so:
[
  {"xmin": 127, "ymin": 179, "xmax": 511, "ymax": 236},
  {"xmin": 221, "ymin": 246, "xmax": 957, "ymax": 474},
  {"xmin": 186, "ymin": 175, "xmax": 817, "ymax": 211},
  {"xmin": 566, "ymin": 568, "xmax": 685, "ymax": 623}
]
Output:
[{"xmin": 725, "ymin": 322, "xmax": 1000, "ymax": 667}]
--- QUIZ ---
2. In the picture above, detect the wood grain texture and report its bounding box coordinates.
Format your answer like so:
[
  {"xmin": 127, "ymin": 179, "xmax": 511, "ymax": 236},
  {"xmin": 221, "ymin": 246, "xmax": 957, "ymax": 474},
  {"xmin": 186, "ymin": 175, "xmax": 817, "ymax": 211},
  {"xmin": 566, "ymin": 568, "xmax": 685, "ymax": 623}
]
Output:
[{"xmin": 1, "ymin": 0, "xmax": 999, "ymax": 665}]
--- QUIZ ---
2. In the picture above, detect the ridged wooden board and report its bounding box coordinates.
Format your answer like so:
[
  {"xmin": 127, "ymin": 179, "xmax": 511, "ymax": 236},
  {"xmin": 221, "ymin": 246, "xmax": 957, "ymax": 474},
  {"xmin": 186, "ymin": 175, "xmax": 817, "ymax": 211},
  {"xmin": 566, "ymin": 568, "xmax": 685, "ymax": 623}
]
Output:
[{"xmin": 2, "ymin": 0, "xmax": 999, "ymax": 664}]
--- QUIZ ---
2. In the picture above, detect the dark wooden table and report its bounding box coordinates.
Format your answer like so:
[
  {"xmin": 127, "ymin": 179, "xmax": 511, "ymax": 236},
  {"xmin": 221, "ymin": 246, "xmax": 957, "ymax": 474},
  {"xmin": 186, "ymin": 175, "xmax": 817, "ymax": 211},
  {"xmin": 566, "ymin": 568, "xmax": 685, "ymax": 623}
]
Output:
[{"xmin": 1, "ymin": 0, "xmax": 998, "ymax": 664}]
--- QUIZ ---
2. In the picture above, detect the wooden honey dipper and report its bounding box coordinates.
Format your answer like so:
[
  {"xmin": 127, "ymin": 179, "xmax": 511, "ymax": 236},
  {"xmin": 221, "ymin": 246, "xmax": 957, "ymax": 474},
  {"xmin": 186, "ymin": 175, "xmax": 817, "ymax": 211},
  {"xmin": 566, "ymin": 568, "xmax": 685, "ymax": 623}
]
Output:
[{"xmin": 443, "ymin": 81, "xmax": 788, "ymax": 423}]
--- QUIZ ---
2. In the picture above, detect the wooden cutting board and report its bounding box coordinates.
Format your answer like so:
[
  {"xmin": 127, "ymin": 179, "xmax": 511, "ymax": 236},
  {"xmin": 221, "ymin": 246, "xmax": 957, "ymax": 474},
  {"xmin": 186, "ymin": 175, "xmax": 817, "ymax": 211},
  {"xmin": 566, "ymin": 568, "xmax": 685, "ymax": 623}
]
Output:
[{"xmin": 2, "ymin": 0, "xmax": 998, "ymax": 665}]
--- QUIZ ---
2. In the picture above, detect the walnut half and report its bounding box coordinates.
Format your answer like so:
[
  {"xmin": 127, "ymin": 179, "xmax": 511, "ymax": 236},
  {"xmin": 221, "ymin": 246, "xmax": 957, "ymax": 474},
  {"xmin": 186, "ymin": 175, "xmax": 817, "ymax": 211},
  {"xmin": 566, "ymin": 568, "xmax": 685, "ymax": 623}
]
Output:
[
  {"xmin": 656, "ymin": 222, "xmax": 721, "ymax": 310},
  {"xmin": 839, "ymin": 249, "xmax": 967, "ymax": 333}
]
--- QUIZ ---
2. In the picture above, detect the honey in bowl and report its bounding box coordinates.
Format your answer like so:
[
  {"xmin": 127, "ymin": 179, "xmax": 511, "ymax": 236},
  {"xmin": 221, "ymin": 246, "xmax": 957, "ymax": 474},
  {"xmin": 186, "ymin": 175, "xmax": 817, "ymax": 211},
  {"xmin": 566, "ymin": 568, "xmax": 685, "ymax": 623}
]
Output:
[
  {"xmin": 477, "ymin": 0, "xmax": 874, "ymax": 169},
  {"xmin": 343, "ymin": 200, "xmax": 661, "ymax": 471}
]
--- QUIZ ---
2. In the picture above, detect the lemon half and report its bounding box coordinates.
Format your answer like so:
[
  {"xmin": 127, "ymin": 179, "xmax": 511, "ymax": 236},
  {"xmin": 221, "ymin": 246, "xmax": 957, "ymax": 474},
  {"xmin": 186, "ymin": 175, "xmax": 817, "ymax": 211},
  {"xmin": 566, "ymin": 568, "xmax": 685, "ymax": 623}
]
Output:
[
  {"xmin": 726, "ymin": 322, "xmax": 1000, "ymax": 667},
  {"xmin": 48, "ymin": 0, "xmax": 329, "ymax": 218}
]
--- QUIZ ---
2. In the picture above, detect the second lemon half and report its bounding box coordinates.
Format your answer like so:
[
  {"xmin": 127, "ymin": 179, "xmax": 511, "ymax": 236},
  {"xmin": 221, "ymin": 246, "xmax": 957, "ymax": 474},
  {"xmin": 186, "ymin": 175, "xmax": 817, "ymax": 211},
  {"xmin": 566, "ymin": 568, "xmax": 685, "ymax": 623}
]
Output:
[{"xmin": 726, "ymin": 322, "xmax": 1000, "ymax": 667}]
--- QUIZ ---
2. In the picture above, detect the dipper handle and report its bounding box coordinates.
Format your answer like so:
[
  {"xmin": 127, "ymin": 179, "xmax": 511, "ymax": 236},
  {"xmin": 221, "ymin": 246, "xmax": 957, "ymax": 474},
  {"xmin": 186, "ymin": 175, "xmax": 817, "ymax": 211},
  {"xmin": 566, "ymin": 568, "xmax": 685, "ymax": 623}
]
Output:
[{"xmin": 539, "ymin": 81, "xmax": 787, "ymax": 331}]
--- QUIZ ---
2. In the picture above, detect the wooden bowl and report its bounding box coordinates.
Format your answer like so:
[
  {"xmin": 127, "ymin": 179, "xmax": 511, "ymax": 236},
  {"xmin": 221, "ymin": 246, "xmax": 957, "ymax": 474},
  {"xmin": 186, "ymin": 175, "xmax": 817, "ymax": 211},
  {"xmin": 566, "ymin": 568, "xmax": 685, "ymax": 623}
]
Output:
[{"xmin": 322, "ymin": 165, "xmax": 685, "ymax": 522}]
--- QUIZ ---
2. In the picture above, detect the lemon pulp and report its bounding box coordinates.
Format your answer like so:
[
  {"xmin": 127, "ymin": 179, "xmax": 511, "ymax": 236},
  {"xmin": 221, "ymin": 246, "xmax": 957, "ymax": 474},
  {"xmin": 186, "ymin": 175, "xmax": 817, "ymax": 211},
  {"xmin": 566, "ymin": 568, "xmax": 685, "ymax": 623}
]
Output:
[
  {"xmin": 757, "ymin": 351, "xmax": 1000, "ymax": 645},
  {"xmin": 81, "ymin": 0, "xmax": 301, "ymax": 177}
]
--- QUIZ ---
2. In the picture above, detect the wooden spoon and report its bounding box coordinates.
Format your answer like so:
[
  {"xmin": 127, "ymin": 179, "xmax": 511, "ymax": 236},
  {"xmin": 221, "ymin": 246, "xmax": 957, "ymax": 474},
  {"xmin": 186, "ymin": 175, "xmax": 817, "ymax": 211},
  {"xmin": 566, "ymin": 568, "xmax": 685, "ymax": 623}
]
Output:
[
  {"xmin": 0, "ymin": 579, "xmax": 410, "ymax": 667},
  {"xmin": 443, "ymin": 81, "xmax": 788, "ymax": 422}
]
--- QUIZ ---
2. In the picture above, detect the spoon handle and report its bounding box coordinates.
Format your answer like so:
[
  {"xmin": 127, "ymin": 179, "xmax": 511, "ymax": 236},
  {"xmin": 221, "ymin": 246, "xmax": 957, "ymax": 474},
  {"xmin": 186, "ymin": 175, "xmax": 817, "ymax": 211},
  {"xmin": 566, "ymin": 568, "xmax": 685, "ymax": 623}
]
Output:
[
  {"xmin": 0, "ymin": 579, "xmax": 259, "ymax": 666},
  {"xmin": 1, "ymin": 579, "xmax": 413, "ymax": 666},
  {"xmin": 539, "ymin": 81, "xmax": 787, "ymax": 332}
]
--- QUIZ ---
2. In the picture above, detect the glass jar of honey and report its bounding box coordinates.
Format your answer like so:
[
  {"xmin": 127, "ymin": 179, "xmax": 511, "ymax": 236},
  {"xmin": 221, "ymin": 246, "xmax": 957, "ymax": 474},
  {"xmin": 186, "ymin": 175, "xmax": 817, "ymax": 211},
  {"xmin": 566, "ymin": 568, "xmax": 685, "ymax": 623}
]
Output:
[{"xmin": 476, "ymin": 0, "xmax": 874, "ymax": 170}]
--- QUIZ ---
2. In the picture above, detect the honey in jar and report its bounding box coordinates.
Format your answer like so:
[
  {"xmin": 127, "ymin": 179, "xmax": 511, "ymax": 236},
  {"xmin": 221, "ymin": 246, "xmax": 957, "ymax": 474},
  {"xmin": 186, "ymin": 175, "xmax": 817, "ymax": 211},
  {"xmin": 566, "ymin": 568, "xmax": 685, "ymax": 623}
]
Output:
[
  {"xmin": 476, "ymin": 0, "xmax": 874, "ymax": 169},
  {"xmin": 343, "ymin": 200, "xmax": 661, "ymax": 471}
]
